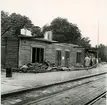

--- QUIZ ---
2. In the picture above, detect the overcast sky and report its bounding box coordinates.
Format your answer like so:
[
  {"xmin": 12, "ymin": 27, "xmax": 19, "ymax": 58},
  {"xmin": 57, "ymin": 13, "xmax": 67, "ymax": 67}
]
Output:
[{"xmin": 1, "ymin": 0, "xmax": 107, "ymax": 46}]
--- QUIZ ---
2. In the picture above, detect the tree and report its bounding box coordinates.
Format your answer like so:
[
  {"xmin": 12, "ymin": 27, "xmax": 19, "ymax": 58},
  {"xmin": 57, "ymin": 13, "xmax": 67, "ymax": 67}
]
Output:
[
  {"xmin": 1, "ymin": 11, "xmax": 42, "ymax": 37},
  {"xmin": 42, "ymin": 24, "xmax": 51, "ymax": 33},
  {"xmin": 42, "ymin": 17, "xmax": 91, "ymax": 47},
  {"xmin": 97, "ymin": 44, "xmax": 107, "ymax": 62},
  {"xmin": 64, "ymin": 23, "xmax": 81, "ymax": 44},
  {"xmin": 77, "ymin": 37, "xmax": 91, "ymax": 48},
  {"xmin": 1, "ymin": 11, "xmax": 11, "ymax": 36},
  {"xmin": 1, "ymin": 11, "xmax": 32, "ymax": 36},
  {"xmin": 31, "ymin": 26, "xmax": 41, "ymax": 36},
  {"xmin": 51, "ymin": 17, "xmax": 71, "ymax": 33}
]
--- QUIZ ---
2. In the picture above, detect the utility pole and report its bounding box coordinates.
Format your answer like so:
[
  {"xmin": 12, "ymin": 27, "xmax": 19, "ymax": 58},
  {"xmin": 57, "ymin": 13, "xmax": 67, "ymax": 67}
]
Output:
[{"xmin": 97, "ymin": 21, "xmax": 99, "ymax": 63}]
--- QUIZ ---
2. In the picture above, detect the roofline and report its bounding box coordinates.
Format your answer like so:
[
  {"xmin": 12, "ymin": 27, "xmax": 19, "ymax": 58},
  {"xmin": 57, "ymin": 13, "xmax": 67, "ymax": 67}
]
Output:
[
  {"xmin": 85, "ymin": 48, "xmax": 97, "ymax": 53},
  {"xmin": 73, "ymin": 46, "xmax": 84, "ymax": 48},
  {"xmin": 19, "ymin": 37, "xmax": 58, "ymax": 43},
  {"xmin": 18, "ymin": 34, "xmax": 43, "ymax": 38},
  {"xmin": 54, "ymin": 42, "xmax": 79, "ymax": 46}
]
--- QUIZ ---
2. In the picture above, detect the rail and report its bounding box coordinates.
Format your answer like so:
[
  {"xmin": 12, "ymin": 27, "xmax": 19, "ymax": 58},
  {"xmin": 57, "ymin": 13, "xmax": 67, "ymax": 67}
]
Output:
[
  {"xmin": 5, "ymin": 72, "xmax": 106, "ymax": 105},
  {"xmin": 85, "ymin": 92, "xmax": 106, "ymax": 105},
  {"xmin": 1, "ymin": 71, "xmax": 106, "ymax": 98},
  {"xmin": 18, "ymin": 77, "xmax": 106, "ymax": 105}
]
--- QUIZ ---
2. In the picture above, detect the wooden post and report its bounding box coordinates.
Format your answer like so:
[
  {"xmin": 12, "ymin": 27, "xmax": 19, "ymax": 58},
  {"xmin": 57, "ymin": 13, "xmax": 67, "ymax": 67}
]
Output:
[{"xmin": 6, "ymin": 68, "xmax": 12, "ymax": 77}]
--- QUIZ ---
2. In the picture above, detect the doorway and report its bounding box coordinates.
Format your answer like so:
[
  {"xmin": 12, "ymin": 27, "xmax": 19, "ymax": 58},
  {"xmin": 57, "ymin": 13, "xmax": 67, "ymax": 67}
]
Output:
[
  {"xmin": 65, "ymin": 51, "xmax": 70, "ymax": 67},
  {"xmin": 56, "ymin": 50, "xmax": 61, "ymax": 66}
]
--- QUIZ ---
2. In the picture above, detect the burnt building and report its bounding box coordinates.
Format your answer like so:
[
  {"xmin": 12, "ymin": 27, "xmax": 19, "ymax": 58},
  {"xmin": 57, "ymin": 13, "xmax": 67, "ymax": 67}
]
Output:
[{"xmin": 1, "ymin": 29, "xmax": 85, "ymax": 69}]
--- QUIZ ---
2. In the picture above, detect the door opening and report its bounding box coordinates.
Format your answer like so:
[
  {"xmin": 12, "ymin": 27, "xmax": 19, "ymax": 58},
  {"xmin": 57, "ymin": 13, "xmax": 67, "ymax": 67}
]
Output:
[
  {"xmin": 56, "ymin": 50, "xmax": 61, "ymax": 66},
  {"xmin": 76, "ymin": 52, "xmax": 82, "ymax": 63},
  {"xmin": 65, "ymin": 51, "xmax": 70, "ymax": 67}
]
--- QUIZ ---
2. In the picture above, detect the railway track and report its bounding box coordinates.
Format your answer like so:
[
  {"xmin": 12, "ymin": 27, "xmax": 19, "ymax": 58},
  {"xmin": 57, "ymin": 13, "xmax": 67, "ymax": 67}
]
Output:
[
  {"xmin": 2, "ymin": 72, "xmax": 107, "ymax": 105},
  {"xmin": 86, "ymin": 92, "xmax": 106, "ymax": 105},
  {"xmin": 16, "ymin": 77, "xmax": 106, "ymax": 105},
  {"xmin": 15, "ymin": 77, "xmax": 106, "ymax": 105},
  {"xmin": 23, "ymin": 89, "xmax": 106, "ymax": 105},
  {"xmin": 2, "ymin": 72, "xmax": 106, "ymax": 97}
]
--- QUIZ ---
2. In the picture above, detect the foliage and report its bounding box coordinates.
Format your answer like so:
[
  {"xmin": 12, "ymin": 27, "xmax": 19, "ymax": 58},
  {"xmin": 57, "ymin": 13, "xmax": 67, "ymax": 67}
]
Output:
[
  {"xmin": 51, "ymin": 17, "xmax": 70, "ymax": 33},
  {"xmin": 77, "ymin": 37, "xmax": 91, "ymax": 48},
  {"xmin": 1, "ymin": 11, "xmax": 41, "ymax": 37},
  {"xmin": 42, "ymin": 24, "xmax": 51, "ymax": 33},
  {"xmin": 1, "ymin": 11, "xmax": 11, "ymax": 36},
  {"xmin": 97, "ymin": 44, "xmax": 107, "ymax": 62},
  {"xmin": 50, "ymin": 17, "xmax": 82, "ymax": 44},
  {"xmin": 31, "ymin": 26, "xmax": 41, "ymax": 36},
  {"xmin": 2, "ymin": 11, "xmax": 91, "ymax": 48},
  {"xmin": 42, "ymin": 17, "xmax": 91, "ymax": 48}
]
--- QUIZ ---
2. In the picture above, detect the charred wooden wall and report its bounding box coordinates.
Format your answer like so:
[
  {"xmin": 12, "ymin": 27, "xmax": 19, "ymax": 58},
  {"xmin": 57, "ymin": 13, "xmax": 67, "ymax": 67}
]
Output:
[
  {"xmin": 19, "ymin": 39, "xmax": 85, "ymax": 67},
  {"xmin": 1, "ymin": 38, "xmax": 6, "ymax": 68},
  {"xmin": 5, "ymin": 37, "xmax": 19, "ymax": 68},
  {"xmin": 2, "ymin": 36, "xmax": 85, "ymax": 68},
  {"xmin": 18, "ymin": 38, "xmax": 55, "ymax": 66}
]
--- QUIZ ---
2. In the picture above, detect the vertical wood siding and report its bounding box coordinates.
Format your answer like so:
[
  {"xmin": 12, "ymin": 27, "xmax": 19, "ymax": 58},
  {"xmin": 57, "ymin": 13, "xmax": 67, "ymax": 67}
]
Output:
[{"xmin": 5, "ymin": 37, "xmax": 19, "ymax": 68}]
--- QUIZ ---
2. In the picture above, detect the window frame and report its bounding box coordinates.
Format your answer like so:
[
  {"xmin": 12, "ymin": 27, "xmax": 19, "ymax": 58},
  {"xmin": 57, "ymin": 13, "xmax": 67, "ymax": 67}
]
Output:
[{"xmin": 32, "ymin": 47, "xmax": 44, "ymax": 63}]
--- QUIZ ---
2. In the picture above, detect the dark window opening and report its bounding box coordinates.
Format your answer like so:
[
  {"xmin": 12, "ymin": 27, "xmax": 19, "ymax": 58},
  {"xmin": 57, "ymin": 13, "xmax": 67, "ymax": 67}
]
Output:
[
  {"xmin": 76, "ymin": 52, "xmax": 81, "ymax": 63},
  {"xmin": 65, "ymin": 51, "xmax": 70, "ymax": 67},
  {"xmin": 32, "ymin": 47, "xmax": 44, "ymax": 63},
  {"xmin": 56, "ymin": 50, "xmax": 61, "ymax": 66}
]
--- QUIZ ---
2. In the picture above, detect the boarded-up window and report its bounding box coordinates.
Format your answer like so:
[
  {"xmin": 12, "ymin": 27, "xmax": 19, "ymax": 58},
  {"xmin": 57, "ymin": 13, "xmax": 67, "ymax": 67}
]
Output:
[
  {"xmin": 32, "ymin": 47, "xmax": 44, "ymax": 63},
  {"xmin": 56, "ymin": 50, "xmax": 61, "ymax": 66},
  {"xmin": 76, "ymin": 52, "xmax": 81, "ymax": 63}
]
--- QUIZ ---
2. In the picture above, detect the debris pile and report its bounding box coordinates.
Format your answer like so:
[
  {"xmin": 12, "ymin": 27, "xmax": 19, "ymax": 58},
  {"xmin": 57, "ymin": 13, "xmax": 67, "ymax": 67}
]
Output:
[
  {"xmin": 18, "ymin": 60, "xmax": 74, "ymax": 73},
  {"xmin": 19, "ymin": 63, "xmax": 48, "ymax": 73}
]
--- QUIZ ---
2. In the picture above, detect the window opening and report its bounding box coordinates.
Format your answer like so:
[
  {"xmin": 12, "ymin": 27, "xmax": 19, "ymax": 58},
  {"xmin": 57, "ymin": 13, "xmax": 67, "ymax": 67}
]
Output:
[{"xmin": 32, "ymin": 47, "xmax": 44, "ymax": 63}]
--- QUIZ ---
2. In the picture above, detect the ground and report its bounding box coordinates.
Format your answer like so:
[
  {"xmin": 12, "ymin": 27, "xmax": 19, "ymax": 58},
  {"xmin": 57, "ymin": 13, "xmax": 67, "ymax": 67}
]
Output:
[{"xmin": 1, "ymin": 64, "xmax": 107, "ymax": 95}]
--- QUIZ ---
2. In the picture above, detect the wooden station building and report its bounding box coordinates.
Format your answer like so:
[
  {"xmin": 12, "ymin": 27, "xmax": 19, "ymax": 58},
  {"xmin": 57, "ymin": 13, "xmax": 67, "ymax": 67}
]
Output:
[{"xmin": 1, "ymin": 28, "xmax": 85, "ymax": 69}]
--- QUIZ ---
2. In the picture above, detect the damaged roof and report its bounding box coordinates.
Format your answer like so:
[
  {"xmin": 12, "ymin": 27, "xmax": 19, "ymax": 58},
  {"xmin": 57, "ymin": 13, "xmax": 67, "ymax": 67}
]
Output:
[{"xmin": 18, "ymin": 34, "xmax": 58, "ymax": 43}]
